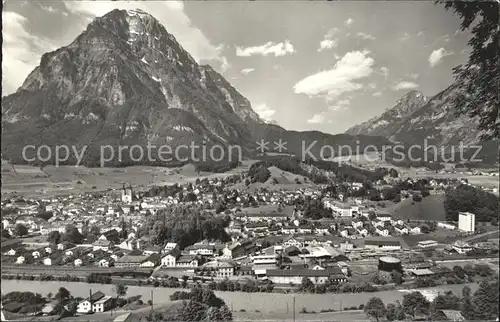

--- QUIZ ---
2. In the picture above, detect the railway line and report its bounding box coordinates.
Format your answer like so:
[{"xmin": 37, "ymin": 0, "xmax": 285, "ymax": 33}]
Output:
[{"xmin": 1, "ymin": 265, "xmax": 154, "ymax": 278}]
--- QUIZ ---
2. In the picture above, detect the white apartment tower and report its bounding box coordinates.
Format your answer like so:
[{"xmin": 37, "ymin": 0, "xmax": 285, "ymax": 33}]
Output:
[{"xmin": 458, "ymin": 212, "xmax": 475, "ymax": 233}]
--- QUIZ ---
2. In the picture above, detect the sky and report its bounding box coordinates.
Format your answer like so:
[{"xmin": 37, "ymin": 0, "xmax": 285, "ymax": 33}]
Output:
[{"xmin": 2, "ymin": 0, "xmax": 471, "ymax": 134}]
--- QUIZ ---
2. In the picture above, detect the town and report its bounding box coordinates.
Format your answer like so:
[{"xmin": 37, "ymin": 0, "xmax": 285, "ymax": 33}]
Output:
[{"xmin": 1, "ymin": 170, "xmax": 498, "ymax": 320}]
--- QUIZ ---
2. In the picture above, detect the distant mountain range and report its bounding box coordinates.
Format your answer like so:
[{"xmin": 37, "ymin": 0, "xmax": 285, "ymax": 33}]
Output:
[
  {"xmin": 1, "ymin": 9, "xmax": 494, "ymax": 168},
  {"xmin": 346, "ymin": 86, "xmax": 485, "ymax": 147},
  {"xmin": 1, "ymin": 9, "xmax": 390, "ymax": 166}
]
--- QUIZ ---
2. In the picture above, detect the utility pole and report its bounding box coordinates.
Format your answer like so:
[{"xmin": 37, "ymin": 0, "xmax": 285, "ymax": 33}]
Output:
[
  {"xmin": 151, "ymin": 289, "xmax": 154, "ymax": 313},
  {"xmin": 292, "ymin": 296, "xmax": 296, "ymax": 322},
  {"xmin": 287, "ymin": 302, "xmax": 289, "ymax": 314}
]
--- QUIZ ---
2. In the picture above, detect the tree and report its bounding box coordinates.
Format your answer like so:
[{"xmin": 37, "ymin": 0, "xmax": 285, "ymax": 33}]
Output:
[
  {"xmin": 114, "ymin": 283, "xmax": 128, "ymax": 298},
  {"xmin": 461, "ymin": 286, "xmax": 474, "ymax": 320},
  {"xmin": 364, "ymin": 297, "xmax": 387, "ymax": 322},
  {"xmin": 207, "ymin": 305, "xmax": 233, "ymax": 321},
  {"xmin": 402, "ymin": 291, "xmax": 431, "ymax": 319},
  {"xmin": 300, "ymin": 277, "xmax": 315, "ymax": 292},
  {"xmin": 1, "ymin": 229, "xmax": 11, "ymax": 238},
  {"xmin": 62, "ymin": 224, "xmax": 84, "ymax": 244},
  {"xmin": 177, "ymin": 300, "xmax": 207, "ymax": 321},
  {"xmin": 453, "ymin": 266, "xmax": 466, "ymax": 279},
  {"xmin": 470, "ymin": 278, "xmax": 499, "ymax": 320},
  {"xmin": 55, "ymin": 287, "xmax": 71, "ymax": 303},
  {"xmin": 474, "ymin": 264, "xmax": 493, "ymax": 277},
  {"xmin": 420, "ymin": 225, "xmax": 430, "ymax": 234},
  {"xmin": 386, "ymin": 301, "xmax": 405, "ymax": 321},
  {"xmin": 438, "ymin": 1, "xmax": 499, "ymax": 139},
  {"xmin": 463, "ymin": 264, "xmax": 476, "ymax": 277},
  {"xmin": 412, "ymin": 194, "xmax": 423, "ymax": 202},
  {"xmin": 391, "ymin": 270, "xmax": 403, "ymax": 285},
  {"xmin": 14, "ymin": 224, "xmax": 28, "ymax": 237},
  {"xmin": 85, "ymin": 225, "xmax": 101, "ymax": 242},
  {"xmin": 47, "ymin": 231, "xmax": 61, "ymax": 244},
  {"xmin": 433, "ymin": 290, "xmax": 460, "ymax": 310}
]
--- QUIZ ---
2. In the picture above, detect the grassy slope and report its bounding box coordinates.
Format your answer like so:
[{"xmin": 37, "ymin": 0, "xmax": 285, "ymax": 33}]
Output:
[{"xmin": 385, "ymin": 193, "xmax": 447, "ymax": 221}]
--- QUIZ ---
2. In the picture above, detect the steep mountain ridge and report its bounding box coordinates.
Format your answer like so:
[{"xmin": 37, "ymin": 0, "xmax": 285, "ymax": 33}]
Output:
[
  {"xmin": 345, "ymin": 90, "xmax": 428, "ymax": 138},
  {"xmin": 1, "ymin": 9, "xmax": 391, "ymax": 166},
  {"xmin": 346, "ymin": 86, "xmax": 485, "ymax": 147}
]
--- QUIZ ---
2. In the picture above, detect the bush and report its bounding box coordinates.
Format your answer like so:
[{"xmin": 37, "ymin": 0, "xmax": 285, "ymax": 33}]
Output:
[{"xmin": 412, "ymin": 194, "xmax": 423, "ymax": 202}]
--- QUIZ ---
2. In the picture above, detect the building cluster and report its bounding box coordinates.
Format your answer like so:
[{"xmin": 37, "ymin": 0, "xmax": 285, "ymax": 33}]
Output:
[{"xmin": 1, "ymin": 175, "xmax": 491, "ymax": 290}]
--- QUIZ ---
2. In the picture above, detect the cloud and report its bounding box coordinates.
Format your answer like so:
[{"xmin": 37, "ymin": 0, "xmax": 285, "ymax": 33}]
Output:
[
  {"xmin": 356, "ymin": 32, "xmax": 375, "ymax": 40},
  {"xmin": 345, "ymin": 18, "xmax": 353, "ymax": 27},
  {"xmin": 2, "ymin": 11, "xmax": 57, "ymax": 95},
  {"xmin": 428, "ymin": 47, "xmax": 453, "ymax": 67},
  {"xmin": 236, "ymin": 40, "xmax": 295, "ymax": 57},
  {"xmin": 294, "ymin": 50, "xmax": 374, "ymax": 101},
  {"xmin": 373, "ymin": 91, "xmax": 383, "ymax": 97},
  {"xmin": 254, "ymin": 103, "xmax": 276, "ymax": 122},
  {"xmin": 318, "ymin": 39, "xmax": 337, "ymax": 52},
  {"xmin": 328, "ymin": 98, "xmax": 350, "ymax": 112},
  {"xmin": 307, "ymin": 114, "xmax": 325, "ymax": 124},
  {"xmin": 220, "ymin": 56, "xmax": 231, "ymax": 72},
  {"xmin": 40, "ymin": 4, "xmax": 68, "ymax": 16},
  {"xmin": 391, "ymin": 81, "xmax": 419, "ymax": 91},
  {"xmin": 241, "ymin": 68, "xmax": 255, "ymax": 75},
  {"xmin": 63, "ymin": 1, "xmax": 228, "ymax": 70},
  {"xmin": 417, "ymin": 31, "xmax": 424, "ymax": 37},
  {"xmin": 406, "ymin": 73, "xmax": 419, "ymax": 79},
  {"xmin": 380, "ymin": 66, "xmax": 389, "ymax": 80},
  {"xmin": 399, "ymin": 32, "xmax": 410, "ymax": 41},
  {"xmin": 318, "ymin": 28, "xmax": 339, "ymax": 52}
]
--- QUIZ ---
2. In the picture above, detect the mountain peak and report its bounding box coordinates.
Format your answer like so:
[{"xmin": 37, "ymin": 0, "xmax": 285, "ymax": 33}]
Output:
[{"xmin": 345, "ymin": 89, "xmax": 428, "ymax": 137}]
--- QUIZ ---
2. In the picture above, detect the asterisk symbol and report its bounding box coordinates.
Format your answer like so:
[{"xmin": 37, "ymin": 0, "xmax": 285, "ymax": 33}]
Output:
[
  {"xmin": 256, "ymin": 139, "xmax": 269, "ymax": 153},
  {"xmin": 274, "ymin": 139, "xmax": 287, "ymax": 152}
]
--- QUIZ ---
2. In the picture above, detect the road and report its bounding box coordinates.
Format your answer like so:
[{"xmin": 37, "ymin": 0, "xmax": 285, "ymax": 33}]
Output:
[{"xmin": 462, "ymin": 230, "xmax": 500, "ymax": 243}]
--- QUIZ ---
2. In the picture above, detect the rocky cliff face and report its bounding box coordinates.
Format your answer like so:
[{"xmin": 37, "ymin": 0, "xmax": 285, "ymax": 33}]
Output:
[
  {"xmin": 345, "ymin": 90, "xmax": 428, "ymax": 138},
  {"xmin": 1, "ymin": 9, "xmax": 391, "ymax": 165},
  {"xmin": 2, "ymin": 9, "xmax": 263, "ymax": 163},
  {"xmin": 346, "ymin": 87, "xmax": 484, "ymax": 147}
]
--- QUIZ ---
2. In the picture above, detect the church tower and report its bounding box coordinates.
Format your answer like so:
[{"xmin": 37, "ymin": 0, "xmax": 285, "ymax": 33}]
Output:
[{"xmin": 121, "ymin": 183, "xmax": 133, "ymax": 203}]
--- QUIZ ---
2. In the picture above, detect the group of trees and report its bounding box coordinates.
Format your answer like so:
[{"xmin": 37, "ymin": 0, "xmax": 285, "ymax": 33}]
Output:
[
  {"xmin": 165, "ymin": 288, "xmax": 233, "ymax": 321},
  {"xmin": 364, "ymin": 276, "xmax": 499, "ymax": 321},
  {"xmin": 139, "ymin": 205, "xmax": 230, "ymax": 249},
  {"xmin": 444, "ymin": 184, "xmax": 499, "ymax": 223},
  {"xmin": 298, "ymin": 279, "xmax": 377, "ymax": 294},
  {"xmin": 194, "ymin": 160, "xmax": 241, "ymax": 173},
  {"xmin": 302, "ymin": 198, "xmax": 331, "ymax": 220},
  {"xmin": 2, "ymin": 287, "xmax": 74, "ymax": 316}
]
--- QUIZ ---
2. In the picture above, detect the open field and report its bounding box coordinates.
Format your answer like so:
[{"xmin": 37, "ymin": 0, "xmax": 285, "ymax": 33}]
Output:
[
  {"xmin": 408, "ymin": 171, "xmax": 499, "ymax": 190},
  {"xmin": 234, "ymin": 309, "xmax": 368, "ymax": 321},
  {"xmin": 229, "ymin": 165, "xmax": 318, "ymax": 192},
  {"xmin": 385, "ymin": 193, "xmax": 447, "ymax": 221},
  {"xmin": 0, "ymin": 161, "xmax": 258, "ymax": 198},
  {"xmin": 1, "ymin": 280, "xmax": 480, "ymax": 316},
  {"xmin": 400, "ymin": 228, "xmax": 466, "ymax": 247}
]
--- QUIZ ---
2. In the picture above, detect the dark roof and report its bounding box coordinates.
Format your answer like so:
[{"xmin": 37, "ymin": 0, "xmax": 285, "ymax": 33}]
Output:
[
  {"xmin": 177, "ymin": 255, "xmax": 197, "ymax": 263},
  {"xmin": 325, "ymin": 266, "xmax": 344, "ymax": 275},
  {"xmin": 144, "ymin": 254, "xmax": 160, "ymax": 263},
  {"xmin": 103, "ymin": 229, "xmax": 119, "ymax": 237},
  {"xmin": 116, "ymin": 255, "xmax": 147, "ymax": 263},
  {"xmin": 89, "ymin": 291, "xmax": 105, "ymax": 302},
  {"xmin": 365, "ymin": 238, "xmax": 401, "ymax": 246},
  {"xmin": 266, "ymin": 269, "xmax": 331, "ymax": 277}
]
